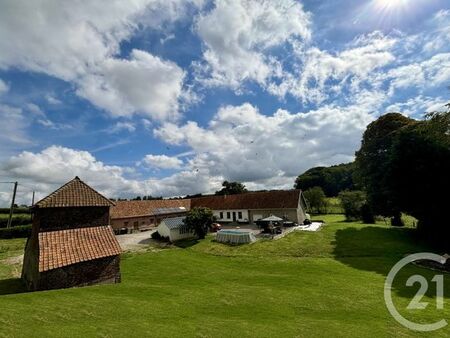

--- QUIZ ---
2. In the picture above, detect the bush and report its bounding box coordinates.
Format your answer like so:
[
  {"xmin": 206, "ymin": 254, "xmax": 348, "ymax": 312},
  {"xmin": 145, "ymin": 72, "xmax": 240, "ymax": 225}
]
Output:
[
  {"xmin": 338, "ymin": 190, "xmax": 366, "ymax": 221},
  {"xmin": 304, "ymin": 187, "xmax": 328, "ymax": 214},
  {"xmin": 0, "ymin": 215, "xmax": 32, "ymax": 228},
  {"xmin": 151, "ymin": 231, "xmax": 169, "ymax": 242},
  {"xmin": 0, "ymin": 208, "xmax": 31, "ymax": 214},
  {"xmin": 0, "ymin": 225, "xmax": 32, "ymax": 239}
]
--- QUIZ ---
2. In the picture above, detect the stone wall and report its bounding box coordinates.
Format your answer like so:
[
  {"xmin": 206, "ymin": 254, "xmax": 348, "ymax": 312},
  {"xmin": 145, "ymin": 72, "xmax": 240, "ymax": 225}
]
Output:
[
  {"xmin": 35, "ymin": 255, "xmax": 121, "ymax": 291},
  {"xmin": 34, "ymin": 207, "xmax": 110, "ymax": 231}
]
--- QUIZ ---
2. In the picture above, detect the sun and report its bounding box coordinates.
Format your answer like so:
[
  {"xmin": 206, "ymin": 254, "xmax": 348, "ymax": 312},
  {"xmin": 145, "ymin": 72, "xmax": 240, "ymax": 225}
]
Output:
[{"xmin": 374, "ymin": 0, "xmax": 411, "ymax": 11}]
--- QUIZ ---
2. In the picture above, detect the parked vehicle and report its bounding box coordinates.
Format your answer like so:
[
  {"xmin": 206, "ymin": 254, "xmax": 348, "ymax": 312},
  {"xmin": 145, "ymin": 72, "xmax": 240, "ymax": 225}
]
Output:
[{"xmin": 210, "ymin": 223, "xmax": 222, "ymax": 232}]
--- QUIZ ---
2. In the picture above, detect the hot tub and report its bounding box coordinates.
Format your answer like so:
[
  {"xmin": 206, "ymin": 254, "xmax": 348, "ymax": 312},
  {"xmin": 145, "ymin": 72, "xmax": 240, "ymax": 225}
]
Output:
[{"xmin": 216, "ymin": 229, "xmax": 256, "ymax": 244}]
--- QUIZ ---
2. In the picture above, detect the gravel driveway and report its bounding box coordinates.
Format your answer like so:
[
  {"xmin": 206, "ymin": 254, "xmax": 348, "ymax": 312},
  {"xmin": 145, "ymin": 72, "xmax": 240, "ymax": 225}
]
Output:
[{"xmin": 116, "ymin": 229, "xmax": 156, "ymax": 252}]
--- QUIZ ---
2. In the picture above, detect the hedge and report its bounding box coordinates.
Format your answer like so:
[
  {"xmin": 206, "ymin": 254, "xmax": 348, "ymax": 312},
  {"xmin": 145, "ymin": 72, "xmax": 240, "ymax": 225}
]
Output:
[
  {"xmin": 0, "ymin": 208, "xmax": 31, "ymax": 214},
  {"xmin": 0, "ymin": 225, "xmax": 32, "ymax": 239},
  {"xmin": 0, "ymin": 215, "xmax": 33, "ymax": 228}
]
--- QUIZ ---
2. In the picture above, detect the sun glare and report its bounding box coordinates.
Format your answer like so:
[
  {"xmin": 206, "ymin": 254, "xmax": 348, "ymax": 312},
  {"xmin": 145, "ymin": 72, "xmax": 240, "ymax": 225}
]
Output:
[{"xmin": 374, "ymin": 0, "xmax": 410, "ymax": 11}]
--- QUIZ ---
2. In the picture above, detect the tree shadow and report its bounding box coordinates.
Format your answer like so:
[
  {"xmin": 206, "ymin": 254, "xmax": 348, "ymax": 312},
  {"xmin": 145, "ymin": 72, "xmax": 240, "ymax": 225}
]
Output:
[
  {"xmin": 332, "ymin": 225, "xmax": 450, "ymax": 299},
  {"xmin": 0, "ymin": 278, "xmax": 28, "ymax": 296},
  {"xmin": 173, "ymin": 238, "xmax": 200, "ymax": 248}
]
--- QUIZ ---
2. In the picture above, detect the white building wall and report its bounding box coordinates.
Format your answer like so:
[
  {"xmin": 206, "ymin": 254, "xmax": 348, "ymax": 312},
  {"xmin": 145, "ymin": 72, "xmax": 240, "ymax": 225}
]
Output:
[
  {"xmin": 169, "ymin": 228, "xmax": 195, "ymax": 241},
  {"xmin": 157, "ymin": 222, "xmax": 171, "ymax": 238},
  {"xmin": 213, "ymin": 209, "xmax": 249, "ymax": 222}
]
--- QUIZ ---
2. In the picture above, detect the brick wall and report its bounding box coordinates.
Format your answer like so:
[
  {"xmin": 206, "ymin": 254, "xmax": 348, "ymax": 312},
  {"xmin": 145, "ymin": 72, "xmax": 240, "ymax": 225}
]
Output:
[{"xmin": 36, "ymin": 255, "xmax": 121, "ymax": 290}]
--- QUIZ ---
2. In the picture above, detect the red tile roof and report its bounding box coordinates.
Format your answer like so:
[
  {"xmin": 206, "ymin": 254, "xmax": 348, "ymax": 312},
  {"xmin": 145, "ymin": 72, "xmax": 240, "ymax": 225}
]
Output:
[
  {"xmin": 110, "ymin": 199, "xmax": 191, "ymax": 219},
  {"xmin": 35, "ymin": 176, "xmax": 115, "ymax": 208},
  {"xmin": 38, "ymin": 226, "xmax": 122, "ymax": 272},
  {"xmin": 190, "ymin": 190, "xmax": 301, "ymax": 210}
]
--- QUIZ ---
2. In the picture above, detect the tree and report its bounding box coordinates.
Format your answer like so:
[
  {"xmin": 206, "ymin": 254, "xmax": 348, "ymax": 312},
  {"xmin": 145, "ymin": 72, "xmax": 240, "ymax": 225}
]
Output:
[
  {"xmin": 215, "ymin": 181, "xmax": 248, "ymax": 195},
  {"xmin": 294, "ymin": 163, "xmax": 356, "ymax": 196},
  {"xmin": 184, "ymin": 207, "xmax": 215, "ymax": 239},
  {"xmin": 355, "ymin": 113, "xmax": 415, "ymax": 226},
  {"xmin": 303, "ymin": 187, "xmax": 328, "ymax": 214},
  {"xmin": 338, "ymin": 190, "xmax": 367, "ymax": 222},
  {"xmin": 387, "ymin": 110, "xmax": 450, "ymax": 239}
]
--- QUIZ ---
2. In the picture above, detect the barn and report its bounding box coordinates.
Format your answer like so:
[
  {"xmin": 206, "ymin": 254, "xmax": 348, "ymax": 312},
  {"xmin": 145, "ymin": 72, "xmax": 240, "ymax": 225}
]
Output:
[{"xmin": 21, "ymin": 176, "xmax": 122, "ymax": 291}]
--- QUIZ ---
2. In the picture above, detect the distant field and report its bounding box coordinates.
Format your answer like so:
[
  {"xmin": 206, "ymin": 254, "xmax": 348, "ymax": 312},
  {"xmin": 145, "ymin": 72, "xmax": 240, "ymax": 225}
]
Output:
[{"xmin": 0, "ymin": 215, "xmax": 448, "ymax": 337}]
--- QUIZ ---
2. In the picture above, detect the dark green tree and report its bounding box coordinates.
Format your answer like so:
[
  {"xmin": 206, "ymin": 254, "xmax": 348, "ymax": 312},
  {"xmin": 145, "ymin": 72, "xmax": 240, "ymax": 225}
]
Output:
[
  {"xmin": 215, "ymin": 181, "xmax": 248, "ymax": 195},
  {"xmin": 355, "ymin": 113, "xmax": 415, "ymax": 226},
  {"xmin": 294, "ymin": 163, "xmax": 356, "ymax": 196},
  {"xmin": 303, "ymin": 187, "xmax": 328, "ymax": 214},
  {"xmin": 387, "ymin": 110, "xmax": 450, "ymax": 239},
  {"xmin": 338, "ymin": 190, "xmax": 366, "ymax": 222},
  {"xmin": 183, "ymin": 207, "xmax": 215, "ymax": 239}
]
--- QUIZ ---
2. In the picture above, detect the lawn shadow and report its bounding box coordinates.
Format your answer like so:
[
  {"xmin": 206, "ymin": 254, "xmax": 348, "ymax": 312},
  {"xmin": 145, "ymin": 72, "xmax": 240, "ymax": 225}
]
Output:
[
  {"xmin": 0, "ymin": 277, "xmax": 28, "ymax": 296},
  {"xmin": 332, "ymin": 225, "xmax": 450, "ymax": 299},
  {"xmin": 173, "ymin": 238, "xmax": 200, "ymax": 248}
]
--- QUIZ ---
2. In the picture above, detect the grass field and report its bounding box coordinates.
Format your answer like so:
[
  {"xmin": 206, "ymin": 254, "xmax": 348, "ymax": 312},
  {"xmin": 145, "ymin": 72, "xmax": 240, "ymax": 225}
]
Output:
[{"xmin": 0, "ymin": 215, "xmax": 449, "ymax": 337}]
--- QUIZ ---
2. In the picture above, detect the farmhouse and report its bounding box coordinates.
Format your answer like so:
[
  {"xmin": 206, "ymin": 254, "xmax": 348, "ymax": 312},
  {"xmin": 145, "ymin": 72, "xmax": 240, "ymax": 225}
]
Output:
[
  {"xmin": 191, "ymin": 189, "xmax": 307, "ymax": 224},
  {"xmin": 22, "ymin": 177, "xmax": 122, "ymax": 291},
  {"xmin": 156, "ymin": 217, "xmax": 195, "ymax": 242},
  {"xmin": 110, "ymin": 199, "xmax": 190, "ymax": 233}
]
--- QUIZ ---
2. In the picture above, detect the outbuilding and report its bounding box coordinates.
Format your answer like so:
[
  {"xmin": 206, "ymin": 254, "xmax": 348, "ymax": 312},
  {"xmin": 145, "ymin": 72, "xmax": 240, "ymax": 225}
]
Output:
[
  {"xmin": 156, "ymin": 217, "xmax": 195, "ymax": 242},
  {"xmin": 21, "ymin": 176, "xmax": 122, "ymax": 291}
]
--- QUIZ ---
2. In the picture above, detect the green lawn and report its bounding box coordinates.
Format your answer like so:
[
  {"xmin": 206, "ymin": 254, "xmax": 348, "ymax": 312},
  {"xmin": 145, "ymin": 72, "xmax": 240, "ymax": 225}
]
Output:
[{"xmin": 0, "ymin": 215, "xmax": 449, "ymax": 337}]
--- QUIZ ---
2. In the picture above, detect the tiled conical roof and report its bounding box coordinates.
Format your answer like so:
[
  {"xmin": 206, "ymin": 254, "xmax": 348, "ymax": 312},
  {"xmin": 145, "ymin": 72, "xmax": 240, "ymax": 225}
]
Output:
[{"xmin": 35, "ymin": 176, "xmax": 115, "ymax": 208}]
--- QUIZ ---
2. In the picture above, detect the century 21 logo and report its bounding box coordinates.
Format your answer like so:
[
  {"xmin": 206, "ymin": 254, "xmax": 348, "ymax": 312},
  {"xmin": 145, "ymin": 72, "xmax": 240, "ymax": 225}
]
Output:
[{"xmin": 384, "ymin": 253, "xmax": 447, "ymax": 332}]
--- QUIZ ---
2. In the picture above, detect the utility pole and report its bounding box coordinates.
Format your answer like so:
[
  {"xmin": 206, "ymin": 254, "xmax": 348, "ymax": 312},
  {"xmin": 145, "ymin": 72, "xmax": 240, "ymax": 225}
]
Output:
[
  {"xmin": 31, "ymin": 191, "xmax": 35, "ymax": 206},
  {"xmin": 7, "ymin": 181, "xmax": 18, "ymax": 229}
]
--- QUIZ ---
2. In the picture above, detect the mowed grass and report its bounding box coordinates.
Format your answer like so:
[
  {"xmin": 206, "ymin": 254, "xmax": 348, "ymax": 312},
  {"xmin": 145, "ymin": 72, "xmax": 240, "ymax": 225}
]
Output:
[{"xmin": 0, "ymin": 215, "xmax": 449, "ymax": 337}]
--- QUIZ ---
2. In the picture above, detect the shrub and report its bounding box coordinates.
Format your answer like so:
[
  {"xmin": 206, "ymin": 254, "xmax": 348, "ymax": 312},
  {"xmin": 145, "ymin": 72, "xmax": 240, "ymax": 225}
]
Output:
[
  {"xmin": 0, "ymin": 215, "xmax": 32, "ymax": 228},
  {"xmin": 303, "ymin": 187, "xmax": 328, "ymax": 214},
  {"xmin": 338, "ymin": 190, "xmax": 366, "ymax": 221},
  {"xmin": 184, "ymin": 207, "xmax": 215, "ymax": 239},
  {"xmin": 0, "ymin": 225, "xmax": 32, "ymax": 239}
]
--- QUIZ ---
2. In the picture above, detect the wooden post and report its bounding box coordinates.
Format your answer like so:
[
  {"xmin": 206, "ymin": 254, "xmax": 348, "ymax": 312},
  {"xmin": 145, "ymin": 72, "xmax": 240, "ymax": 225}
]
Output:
[{"xmin": 7, "ymin": 181, "xmax": 18, "ymax": 228}]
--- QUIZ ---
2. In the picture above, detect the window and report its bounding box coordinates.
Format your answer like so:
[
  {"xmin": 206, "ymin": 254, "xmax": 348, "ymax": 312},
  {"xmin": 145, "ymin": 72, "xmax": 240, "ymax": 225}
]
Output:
[
  {"xmin": 219, "ymin": 212, "xmax": 223, "ymax": 219},
  {"xmin": 238, "ymin": 212, "xmax": 242, "ymax": 219},
  {"xmin": 124, "ymin": 221, "xmax": 129, "ymax": 227},
  {"xmin": 227, "ymin": 212, "xmax": 231, "ymax": 219}
]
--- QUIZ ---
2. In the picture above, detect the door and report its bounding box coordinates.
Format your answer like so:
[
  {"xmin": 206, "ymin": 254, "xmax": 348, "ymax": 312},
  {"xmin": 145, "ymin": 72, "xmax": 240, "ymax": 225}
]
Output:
[{"xmin": 232, "ymin": 212, "xmax": 237, "ymax": 222}]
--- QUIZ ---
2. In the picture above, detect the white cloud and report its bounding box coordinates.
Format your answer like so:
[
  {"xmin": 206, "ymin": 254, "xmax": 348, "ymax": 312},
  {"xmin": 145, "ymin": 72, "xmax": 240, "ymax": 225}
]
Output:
[
  {"xmin": 0, "ymin": 0, "xmax": 202, "ymax": 121},
  {"xmin": 155, "ymin": 99, "xmax": 378, "ymax": 189},
  {"xmin": 142, "ymin": 154, "xmax": 183, "ymax": 169},
  {"xmin": 385, "ymin": 96, "xmax": 449, "ymax": 117},
  {"xmin": 109, "ymin": 121, "xmax": 137, "ymax": 133},
  {"xmin": 0, "ymin": 146, "xmax": 141, "ymax": 203},
  {"xmin": 269, "ymin": 32, "xmax": 397, "ymax": 103},
  {"xmin": 77, "ymin": 50, "xmax": 185, "ymax": 120},
  {"xmin": 0, "ymin": 79, "xmax": 9, "ymax": 95},
  {"xmin": 194, "ymin": 0, "xmax": 311, "ymax": 89}
]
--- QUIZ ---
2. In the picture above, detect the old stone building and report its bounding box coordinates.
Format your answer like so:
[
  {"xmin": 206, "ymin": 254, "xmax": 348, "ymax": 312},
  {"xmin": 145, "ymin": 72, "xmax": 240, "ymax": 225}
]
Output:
[{"xmin": 22, "ymin": 176, "xmax": 122, "ymax": 291}]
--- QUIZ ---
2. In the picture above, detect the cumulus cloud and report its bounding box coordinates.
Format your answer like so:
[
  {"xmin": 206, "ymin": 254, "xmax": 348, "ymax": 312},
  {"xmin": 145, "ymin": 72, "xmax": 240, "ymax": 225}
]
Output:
[
  {"xmin": 77, "ymin": 50, "xmax": 185, "ymax": 120},
  {"xmin": 0, "ymin": 0, "xmax": 202, "ymax": 121},
  {"xmin": 142, "ymin": 154, "xmax": 183, "ymax": 169},
  {"xmin": 0, "ymin": 105, "xmax": 31, "ymax": 157},
  {"xmin": 0, "ymin": 146, "xmax": 141, "ymax": 203},
  {"xmin": 109, "ymin": 121, "xmax": 137, "ymax": 134},
  {"xmin": 155, "ymin": 99, "xmax": 378, "ymax": 189},
  {"xmin": 194, "ymin": 0, "xmax": 311, "ymax": 89},
  {"xmin": 385, "ymin": 96, "xmax": 449, "ymax": 117}
]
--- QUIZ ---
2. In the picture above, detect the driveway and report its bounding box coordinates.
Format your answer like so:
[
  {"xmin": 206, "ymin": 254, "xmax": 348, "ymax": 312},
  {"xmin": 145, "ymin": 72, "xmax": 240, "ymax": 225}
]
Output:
[{"xmin": 116, "ymin": 229, "xmax": 156, "ymax": 252}]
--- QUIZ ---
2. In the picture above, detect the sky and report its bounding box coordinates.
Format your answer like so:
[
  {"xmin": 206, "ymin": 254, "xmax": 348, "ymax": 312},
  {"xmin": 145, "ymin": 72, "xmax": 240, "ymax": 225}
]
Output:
[{"xmin": 0, "ymin": 0, "xmax": 449, "ymax": 206}]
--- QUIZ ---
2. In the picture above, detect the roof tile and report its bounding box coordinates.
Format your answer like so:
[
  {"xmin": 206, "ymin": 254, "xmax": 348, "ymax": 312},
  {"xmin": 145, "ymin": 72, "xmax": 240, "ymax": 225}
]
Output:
[
  {"xmin": 38, "ymin": 226, "xmax": 122, "ymax": 272},
  {"xmin": 35, "ymin": 176, "xmax": 115, "ymax": 208}
]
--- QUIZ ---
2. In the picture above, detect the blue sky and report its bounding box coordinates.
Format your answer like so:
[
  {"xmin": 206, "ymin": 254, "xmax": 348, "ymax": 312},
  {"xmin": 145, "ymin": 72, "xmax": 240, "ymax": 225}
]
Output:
[{"xmin": 0, "ymin": 0, "xmax": 449, "ymax": 205}]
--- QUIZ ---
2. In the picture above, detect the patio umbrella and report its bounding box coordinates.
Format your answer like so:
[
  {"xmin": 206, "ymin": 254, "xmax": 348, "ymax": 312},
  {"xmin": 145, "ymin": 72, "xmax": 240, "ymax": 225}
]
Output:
[{"xmin": 261, "ymin": 215, "xmax": 283, "ymax": 222}]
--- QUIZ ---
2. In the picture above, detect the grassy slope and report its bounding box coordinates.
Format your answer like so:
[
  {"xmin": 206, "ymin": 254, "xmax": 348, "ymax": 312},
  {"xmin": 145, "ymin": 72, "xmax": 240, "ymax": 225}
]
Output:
[{"xmin": 0, "ymin": 216, "xmax": 449, "ymax": 337}]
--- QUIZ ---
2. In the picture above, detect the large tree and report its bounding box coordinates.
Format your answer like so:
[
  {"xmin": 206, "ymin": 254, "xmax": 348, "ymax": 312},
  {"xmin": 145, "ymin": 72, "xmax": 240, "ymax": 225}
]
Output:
[
  {"xmin": 294, "ymin": 162, "xmax": 356, "ymax": 196},
  {"xmin": 387, "ymin": 110, "xmax": 450, "ymax": 238},
  {"xmin": 355, "ymin": 113, "xmax": 415, "ymax": 225},
  {"xmin": 215, "ymin": 181, "xmax": 248, "ymax": 195}
]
